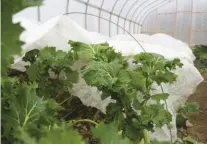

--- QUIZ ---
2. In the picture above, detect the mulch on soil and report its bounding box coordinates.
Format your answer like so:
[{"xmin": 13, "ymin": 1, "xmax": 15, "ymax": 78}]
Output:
[{"xmin": 187, "ymin": 73, "xmax": 207, "ymax": 143}]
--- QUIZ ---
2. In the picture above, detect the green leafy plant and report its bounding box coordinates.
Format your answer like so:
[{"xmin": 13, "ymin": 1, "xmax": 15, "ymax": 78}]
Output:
[
  {"xmin": 17, "ymin": 122, "xmax": 85, "ymax": 144},
  {"xmin": 182, "ymin": 136, "xmax": 200, "ymax": 144},
  {"xmin": 176, "ymin": 102, "xmax": 199, "ymax": 128},
  {"xmin": 2, "ymin": 41, "xmax": 183, "ymax": 143},
  {"xmin": 69, "ymin": 41, "xmax": 183, "ymax": 142},
  {"xmin": 1, "ymin": 1, "xmax": 184, "ymax": 143},
  {"xmin": 92, "ymin": 122, "xmax": 131, "ymax": 144},
  {"xmin": 192, "ymin": 45, "xmax": 207, "ymax": 74}
]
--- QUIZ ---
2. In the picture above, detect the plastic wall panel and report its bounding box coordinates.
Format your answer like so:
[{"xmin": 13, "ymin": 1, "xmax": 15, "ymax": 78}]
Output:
[
  {"xmin": 112, "ymin": 0, "xmax": 125, "ymax": 15},
  {"xmin": 157, "ymin": 14, "xmax": 175, "ymax": 32},
  {"xmin": 127, "ymin": 0, "xmax": 148, "ymax": 21},
  {"xmin": 111, "ymin": 15, "xmax": 118, "ymax": 36},
  {"xmin": 157, "ymin": 0, "xmax": 176, "ymax": 13},
  {"xmin": 193, "ymin": 0, "xmax": 207, "ymax": 11},
  {"xmin": 88, "ymin": 0, "xmax": 103, "ymax": 7},
  {"xmin": 142, "ymin": 0, "xmax": 207, "ymax": 45},
  {"xmin": 87, "ymin": 7, "xmax": 99, "ymax": 32},
  {"xmin": 100, "ymin": 11, "xmax": 110, "ymax": 36},
  {"xmin": 125, "ymin": 20, "xmax": 130, "ymax": 32},
  {"xmin": 13, "ymin": 0, "xmax": 170, "ymax": 37},
  {"xmin": 176, "ymin": 28, "xmax": 189, "ymax": 43},
  {"xmin": 116, "ymin": 0, "xmax": 129, "ymax": 18},
  {"xmin": 142, "ymin": 12, "xmax": 156, "ymax": 33},
  {"xmin": 176, "ymin": 13, "xmax": 191, "ymax": 43},
  {"xmin": 192, "ymin": 13, "xmax": 207, "ymax": 31},
  {"xmin": 139, "ymin": 0, "xmax": 171, "ymax": 30},
  {"xmin": 133, "ymin": 0, "xmax": 160, "ymax": 22},
  {"xmin": 176, "ymin": 13, "xmax": 191, "ymax": 30},
  {"xmin": 97, "ymin": 12, "xmax": 110, "ymax": 36},
  {"xmin": 67, "ymin": 0, "xmax": 86, "ymax": 28},
  {"xmin": 129, "ymin": 22, "xmax": 135, "ymax": 33},
  {"xmin": 177, "ymin": 0, "xmax": 192, "ymax": 11},
  {"xmin": 117, "ymin": 18, "xmax": 125, "ymax": 34},
  {"xmin": 101, "ymin": 0, "xmax": 116, "ymax": 12},
  {"xmin": 134, "ymin": 23, "xmax": 138, "ymax": 33},
  {"xmin": 128, "ymin": 0, "xmax": 145, "ymax": 19},
  {"xmin": 119, "ymin": 0, "xmax": 135, "ymax": 18},
  {"xmin": 13, "ymin": 0, "xmax": 207, "ymax": 44},
  {"xmin": 192, "ymin": 32, "xmax": 207, "ymax": 45}
]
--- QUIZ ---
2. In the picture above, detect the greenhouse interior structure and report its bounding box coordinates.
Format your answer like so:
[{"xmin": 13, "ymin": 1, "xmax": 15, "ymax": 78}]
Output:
[{"xmin": 1, "ymin": 0, "xmax": 207, "ymax": 144}]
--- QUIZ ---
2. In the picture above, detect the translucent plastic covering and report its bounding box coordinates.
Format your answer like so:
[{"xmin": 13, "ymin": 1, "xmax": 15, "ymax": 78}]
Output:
[
  {"xmin": 142, "ymin": 0, "xmax": 207, "ymax": 45},
  {"xmin": 14, "ymin": 0, "xmax": 206, "ymax": 45},
  {"xmin": 14, "ymin": 0, "xmax": 172, "ymax": 37}
]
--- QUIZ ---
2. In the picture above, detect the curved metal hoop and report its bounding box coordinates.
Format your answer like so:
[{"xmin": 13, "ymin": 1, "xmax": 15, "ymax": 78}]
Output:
[
  {"xmin": 109, "ymin": 0, "xmax": 119, "ymax": 36},
  {"xmin": 133, "ymin": 0, "xmax": 164, "ymax": 33},
  {"xmin": 98, "ymin": 0, "xmax": 105, "ymax": 33},
  {"xmin": 128, "ymin": 0, "xmax": 149, "ymax": 33},
  {"xmin": 63, "ymin": 12, "xmax": 146, "ymax": 52},
  {"xmin": 85, "ymin": 0, "xmax": 90, "ymax": 29},
  {"xmin": 123, "ymin": 0, "xmax": 141, "ymax": 34},
  {"xmin": 117, "ymin": 0, "xmax": 130, "ymax": 34},
  {"xmin": 139, "ymin": 0, "xmax": 173, "ymax": 33},
  {"xmin": 66, "ymin": 0, "xmax": 70, "ymax": 14},
  {"xmin": 136, "ymin": 0, "xmax": 166, "ymax": 25}
]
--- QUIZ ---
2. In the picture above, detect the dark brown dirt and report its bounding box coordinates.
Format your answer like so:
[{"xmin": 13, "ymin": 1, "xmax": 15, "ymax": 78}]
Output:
[{"xmin": 186, "ymin": 73, "xmax": 207, "ymax": 143}]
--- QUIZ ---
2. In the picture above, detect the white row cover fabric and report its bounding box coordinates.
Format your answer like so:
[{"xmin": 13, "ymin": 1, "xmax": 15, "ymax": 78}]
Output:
[{"xmin": 12, "ymin": 15, "xmax": 203, "ymax": 142}]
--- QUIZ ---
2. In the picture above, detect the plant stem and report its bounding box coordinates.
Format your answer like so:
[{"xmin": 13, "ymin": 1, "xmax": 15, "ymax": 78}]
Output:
[
  {"xmin": 139, "ymin": 138, "xmax": 145, "ymax": 144},
  {"xmin": 59, "ymin": 95, "xmax": 72, "ymax": 105},
  {"xmin": 160, "ymin": 84, "xmax": 173, "ymax": 143},
  {"xmin": 73, "ymin": 119, "xmax": 99, "ymax": 126},
  {"xmin": 143, "ymin": 129, "xmax": 150, "ymax": 144}
]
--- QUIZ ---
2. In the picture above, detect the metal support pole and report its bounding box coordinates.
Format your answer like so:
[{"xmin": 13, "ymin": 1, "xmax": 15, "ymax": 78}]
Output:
[
  {"xmin": 134, "ymin": 0, "xmax": 166, "ymax": 33},
  {"xmin": 98, "ymin": 0, "xmax": 105, "ymax": 33},
  {"xmin": 66, "ymin": 0, "xmax": 70, "ymax": 14},
  {"xmin": 138, "ymin": 0, "xmax": 171, "ymax": 33},
  {"xmin": 129, "ymin": 0, "xmax": 149, "ymax": 33},
  {"xmin": 75, "ymin": 0, "xmax": 142, "ymax": 28},
  {"xmin": 123, "ymin": 0, "xmax": 140, "ymax": 34},
  {"xmin": 109, "ymin": 0, "xmax": 119, "ymax": 36},
  {"xmin": 117, "ymin": 0, "xmax": 130, "ymax": 34},
  {"xmin": 64, "ymin": 12, "xmax": 147, "ymax": 52},
  {"xmin": 85, "ymin": 0, "xmax": 90, "ymax": 29}
]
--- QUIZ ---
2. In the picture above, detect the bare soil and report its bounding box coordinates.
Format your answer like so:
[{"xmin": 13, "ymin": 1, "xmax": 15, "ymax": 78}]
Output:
[{"xmin": 186, "ymin": 73, "xmax": 207, "ymax": 143}]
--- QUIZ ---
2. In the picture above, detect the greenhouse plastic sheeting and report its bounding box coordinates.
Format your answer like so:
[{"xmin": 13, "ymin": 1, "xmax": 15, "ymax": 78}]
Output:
[
  {"xmin": 12, "ymin": 15, "xmax": 204, "ymax": 142},
  {"xmin": 142, "ymin": 0, "xmax": 207, "ymax": 45}
]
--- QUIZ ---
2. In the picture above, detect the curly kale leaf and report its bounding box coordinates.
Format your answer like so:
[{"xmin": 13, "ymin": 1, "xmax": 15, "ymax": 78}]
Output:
[
  {"xmin": 23, "ymin": 47, "xmax": 79, "ymax": 98},
  {"xmin": 92, "ymin": 122, "xmax": 130, "ymax": 144},
  {"xmin": 141, "ymin": 104, "xmax": 172, "ymax": 128},
  {"xmin": 69, "ymin": 40, "xmax": 126, "ymax": 64},
  {"xmin": 17, "ymin": 122, "xmax": 85, "ymax": 144},
  {"xmin": 2, "ymin": 81, "xmax": 46, "ymax": 128},
  {"xmin": 82, "ymin": 60, "xmax": 122, "ymax": 88}
]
